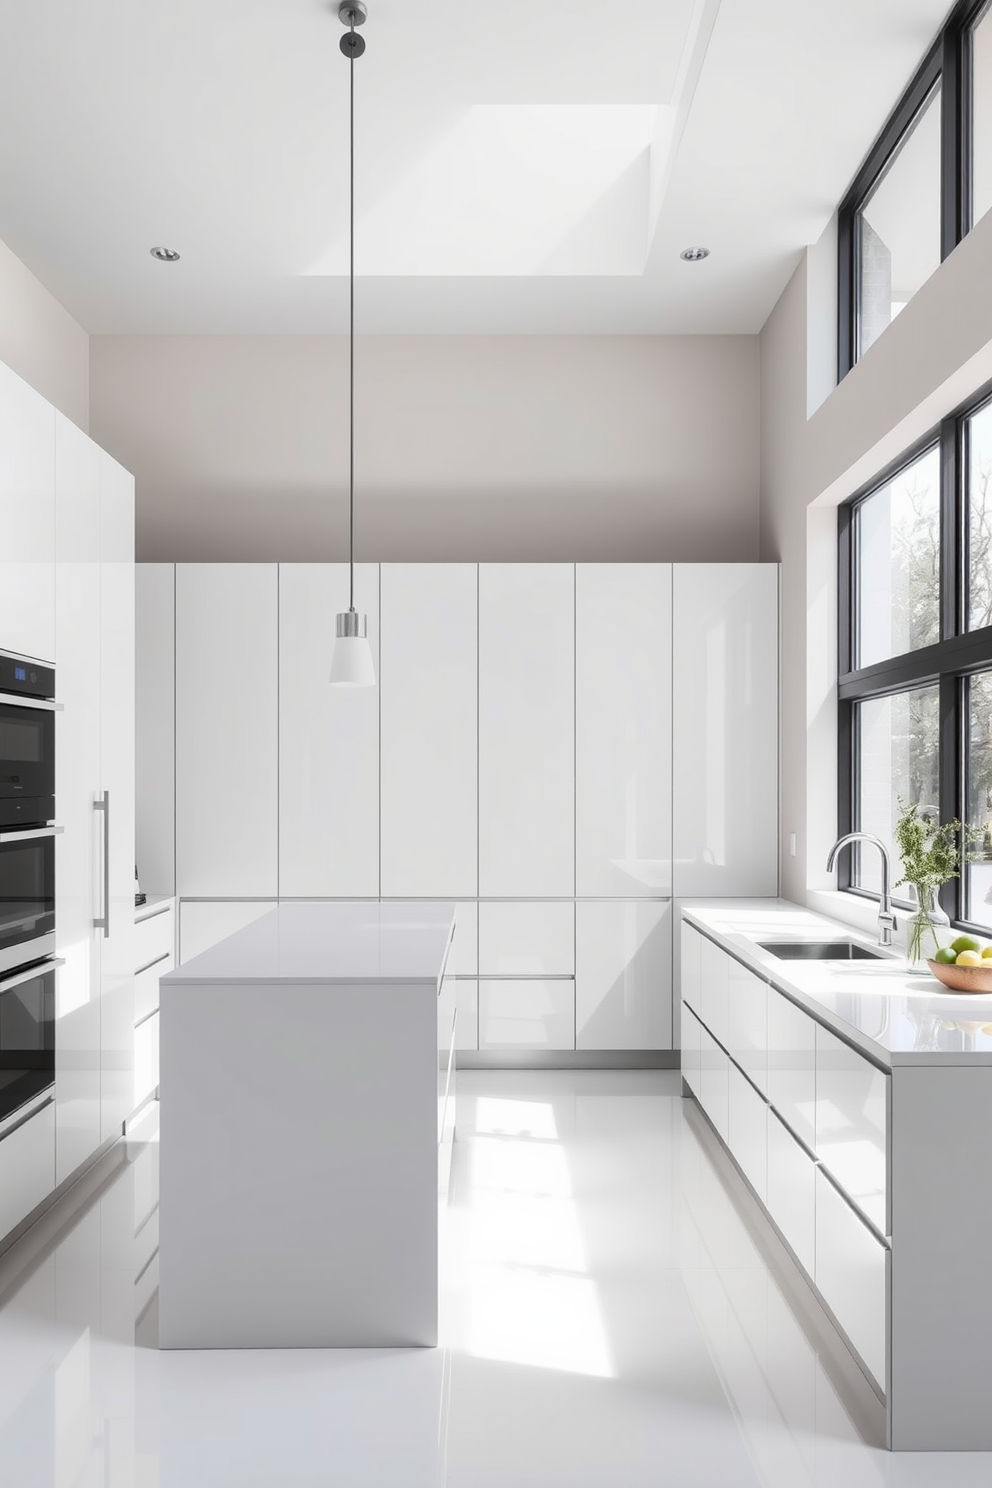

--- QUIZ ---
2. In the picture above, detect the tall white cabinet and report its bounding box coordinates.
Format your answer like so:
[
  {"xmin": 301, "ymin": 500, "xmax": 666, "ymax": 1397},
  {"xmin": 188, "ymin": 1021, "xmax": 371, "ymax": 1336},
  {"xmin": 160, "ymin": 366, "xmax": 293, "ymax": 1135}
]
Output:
[
  {"xmin": 142, "ymin": 561, "xmax": 778, "ymax": 1060},
  {"xmin": 0, "ymin": 361, "xmax": 55, "ymax": 664}
]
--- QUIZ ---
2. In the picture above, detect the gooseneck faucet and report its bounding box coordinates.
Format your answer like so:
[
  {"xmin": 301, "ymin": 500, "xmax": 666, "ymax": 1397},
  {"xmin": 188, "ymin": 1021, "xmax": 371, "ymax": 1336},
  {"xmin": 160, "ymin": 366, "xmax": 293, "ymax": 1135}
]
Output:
[{"xmin": 826, "ymin": 832, "xmax": 895, "ymax": 947}]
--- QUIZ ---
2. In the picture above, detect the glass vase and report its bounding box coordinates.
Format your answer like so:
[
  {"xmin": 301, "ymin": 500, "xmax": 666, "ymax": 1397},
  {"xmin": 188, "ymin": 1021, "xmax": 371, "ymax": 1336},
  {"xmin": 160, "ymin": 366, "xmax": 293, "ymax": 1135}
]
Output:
[{"xmin": 907, "ymin": 887, "xmax": 951, "ymax": 970}]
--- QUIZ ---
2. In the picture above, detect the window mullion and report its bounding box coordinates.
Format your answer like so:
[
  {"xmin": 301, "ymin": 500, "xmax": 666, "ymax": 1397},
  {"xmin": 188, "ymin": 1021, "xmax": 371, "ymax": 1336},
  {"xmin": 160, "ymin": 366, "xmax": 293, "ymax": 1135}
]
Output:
[{"xmin": 939, "ymin": 674, "xmax": 965, "ymax": 920}]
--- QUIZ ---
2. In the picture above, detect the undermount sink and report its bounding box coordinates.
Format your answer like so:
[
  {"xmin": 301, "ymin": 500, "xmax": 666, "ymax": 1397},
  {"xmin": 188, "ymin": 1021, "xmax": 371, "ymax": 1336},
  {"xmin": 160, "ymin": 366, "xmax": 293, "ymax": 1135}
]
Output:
[{"xmin": 757, "ymin": 940, "xmax": 885, "ymax": 961}]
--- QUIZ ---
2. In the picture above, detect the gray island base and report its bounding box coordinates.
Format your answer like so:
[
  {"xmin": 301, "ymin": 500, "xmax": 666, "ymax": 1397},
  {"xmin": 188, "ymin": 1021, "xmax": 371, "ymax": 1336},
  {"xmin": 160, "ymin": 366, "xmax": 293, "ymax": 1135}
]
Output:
[{"xmin": 158, "ymin": 901, "xmax": 456, "ymax": 1350}]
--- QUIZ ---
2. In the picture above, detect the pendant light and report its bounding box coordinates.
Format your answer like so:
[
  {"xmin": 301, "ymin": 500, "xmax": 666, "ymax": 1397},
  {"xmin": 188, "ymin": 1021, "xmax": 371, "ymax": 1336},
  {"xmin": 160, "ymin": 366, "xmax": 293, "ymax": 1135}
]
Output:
[{"xmin": 329, "ymin": 0, "xmax": 376, "ymax": 687}]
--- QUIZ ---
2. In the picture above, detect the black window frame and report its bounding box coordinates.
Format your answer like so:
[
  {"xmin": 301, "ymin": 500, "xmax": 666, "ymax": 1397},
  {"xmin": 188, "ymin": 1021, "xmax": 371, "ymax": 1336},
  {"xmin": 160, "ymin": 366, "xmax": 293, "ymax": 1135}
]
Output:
[
  {"xmin": 838, "ymin": 375, "xmax": 992, "ymax": 930},
  {"xmin": 838, "ymin": 0, "xmax": 991, "ymax": 379}
]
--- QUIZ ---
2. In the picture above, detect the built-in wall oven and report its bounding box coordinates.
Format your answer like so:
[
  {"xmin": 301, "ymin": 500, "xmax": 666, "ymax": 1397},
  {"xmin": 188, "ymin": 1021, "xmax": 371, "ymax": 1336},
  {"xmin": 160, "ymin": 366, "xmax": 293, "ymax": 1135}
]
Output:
[
  {"xmin": 0, "ymin": 959, "xmax": 56, "ymax": 1126},
  {"xmin": 0, "ymin": 653, "xmax": 58, "ymax": 977}
]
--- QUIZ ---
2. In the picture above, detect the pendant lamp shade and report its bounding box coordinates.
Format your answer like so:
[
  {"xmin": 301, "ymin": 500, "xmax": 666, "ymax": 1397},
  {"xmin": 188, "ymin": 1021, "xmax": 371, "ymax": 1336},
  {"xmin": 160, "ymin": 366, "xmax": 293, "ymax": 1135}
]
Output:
[{"xmin": 330, "ymin": 0, "xmax": 375, "ymax": 688}]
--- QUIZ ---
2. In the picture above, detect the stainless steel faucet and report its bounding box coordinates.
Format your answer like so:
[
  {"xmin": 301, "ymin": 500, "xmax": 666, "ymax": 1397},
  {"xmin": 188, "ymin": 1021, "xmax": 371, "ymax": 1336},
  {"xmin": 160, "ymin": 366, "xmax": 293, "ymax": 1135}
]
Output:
[{"xmin": 826, "ymin": 832, "xmax": 896, "ymax": 947}]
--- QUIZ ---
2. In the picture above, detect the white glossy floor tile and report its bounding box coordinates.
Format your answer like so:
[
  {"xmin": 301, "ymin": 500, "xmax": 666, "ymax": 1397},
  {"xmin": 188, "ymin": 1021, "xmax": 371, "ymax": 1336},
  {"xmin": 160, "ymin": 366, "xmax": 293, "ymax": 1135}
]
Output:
[{"xmin": 0, "ymin": 1073, "xmax": 989, "ymax": 1485}]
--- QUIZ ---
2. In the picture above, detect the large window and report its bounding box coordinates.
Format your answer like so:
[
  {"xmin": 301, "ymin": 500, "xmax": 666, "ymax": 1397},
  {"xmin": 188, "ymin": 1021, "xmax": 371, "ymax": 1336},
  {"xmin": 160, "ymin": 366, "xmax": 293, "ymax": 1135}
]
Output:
[
  {"xmin": 839, "ymin": 385, "xmax": 992, "ymax": 928},
  {"xmin": 839, "ymin": 0, "xmax": 992, "ymax": 375}
]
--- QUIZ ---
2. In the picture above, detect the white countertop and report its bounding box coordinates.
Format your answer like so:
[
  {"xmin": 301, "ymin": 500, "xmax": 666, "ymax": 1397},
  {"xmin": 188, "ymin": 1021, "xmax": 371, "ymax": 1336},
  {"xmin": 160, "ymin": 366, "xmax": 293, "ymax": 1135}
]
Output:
[
  {"xmin": 163, "ymin": 901, "xmax": 455, "ymax": 986},
  {"xmin": 683, "ymin": 898, "xmax": 992, "ymax": 1066}
]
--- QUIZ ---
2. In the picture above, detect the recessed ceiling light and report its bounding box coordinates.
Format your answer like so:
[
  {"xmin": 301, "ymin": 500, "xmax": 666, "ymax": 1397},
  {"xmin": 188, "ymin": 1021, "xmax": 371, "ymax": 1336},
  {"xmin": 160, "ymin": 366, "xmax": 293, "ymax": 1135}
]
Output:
[
  {"xmin": 150, "ymin": 246, "xmax": 181, "ymax": 262},
  {"xmin": 680, "ymin": 246, "xmax": 710, "ymax": 262}
]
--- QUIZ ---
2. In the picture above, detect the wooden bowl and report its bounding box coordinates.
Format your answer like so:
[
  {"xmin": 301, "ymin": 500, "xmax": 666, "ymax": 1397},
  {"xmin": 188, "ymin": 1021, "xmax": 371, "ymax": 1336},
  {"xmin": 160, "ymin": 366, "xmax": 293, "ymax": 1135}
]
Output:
[{"xmin": 926, "ymin": 959, "xmax": 992, "ymax": 994}]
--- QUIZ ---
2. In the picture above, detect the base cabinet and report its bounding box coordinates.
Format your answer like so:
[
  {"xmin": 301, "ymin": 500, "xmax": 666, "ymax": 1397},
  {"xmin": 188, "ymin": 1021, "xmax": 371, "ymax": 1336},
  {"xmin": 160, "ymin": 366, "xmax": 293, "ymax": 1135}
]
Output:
[
  {"xmin": 765, "ymin": 1108, "xmax": 816, "ymax": 1275},
  {"xmin": 815, "ymin": 1169, "xmax": 887, "ymax": 1389},
  {"xmin": 0, "ymin": 1103, "xmax": 55, "ymax": 1243}
]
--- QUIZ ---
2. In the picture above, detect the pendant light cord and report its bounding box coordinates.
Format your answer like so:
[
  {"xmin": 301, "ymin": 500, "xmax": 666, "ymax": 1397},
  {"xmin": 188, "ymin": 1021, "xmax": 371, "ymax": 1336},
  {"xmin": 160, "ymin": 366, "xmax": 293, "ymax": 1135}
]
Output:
[{"xmin": 348, "ymin": 26, "xmax": 356, "ymax": 612}]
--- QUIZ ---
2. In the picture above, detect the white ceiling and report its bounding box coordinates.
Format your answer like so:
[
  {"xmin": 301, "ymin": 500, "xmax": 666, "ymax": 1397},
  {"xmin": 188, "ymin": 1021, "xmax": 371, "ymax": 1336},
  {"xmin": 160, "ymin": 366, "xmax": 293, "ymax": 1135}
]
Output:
[{"xmin": 0, "ymin": 0, "xmax": 957, "ymax": 334}]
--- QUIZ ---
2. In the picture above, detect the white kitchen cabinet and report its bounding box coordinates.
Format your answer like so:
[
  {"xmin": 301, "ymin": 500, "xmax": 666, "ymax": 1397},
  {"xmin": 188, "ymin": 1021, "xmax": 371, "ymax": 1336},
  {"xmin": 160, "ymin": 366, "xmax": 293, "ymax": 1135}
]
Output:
[
  {"xmin": 766, "ymin": 1107, "xmax": 816, "ymax": 1275},
  {"xmin": 133, "ymin": 1013, "xmax": 160, "ymax": 1110},
  {"xmin": 681, "ymin": 922, "xmax": 702, "ymax": 1019},
  {"xmin": 0, "ymin": 361, "xmax": 55, "ymax": 662},
  {"xmin": 681, "ymin": 1003, "xmax": 702, "ymax": 1098},
  {"xmin": 479, "ymin": 979, "xmax": 574, "ymax": 1051},
  {"xmin": 728, "ymin": 1061, "xmax": 768, "ymax": 1205},
  {"xmin": 726, "ymin": 958, "xmax": 768, "ymax": 1096},
  {"xmin": 447, "ymin": 902, "xmax": 478, "ymax": 978},
  {"xmin": 135, "ymin": 564, "xmax": 175, "ymax": 895},
  {"xmin": 279, "ymin": 564, "xmax": 379, "ymax": 897},
  {"xmin": 54, "ymin": 416, "xmax": 103, "ymax": 1183},
  {"xmin": 699, "ymin": 934, "xmax": 730, "ymax": 1050},
  {"xmin": 575, "ymin": 900, "xmax": 671, "ymax": 1050},
  {"xmin": 766, "ymin": 985, "xmax": 817, "ymax": 1152},
  {"xmin": 672, "ymin": 564, "xmax": 778, "ymax": 896},
  {"xmin": 479, "ymin": 901, "xmax": 574, "ymax": 976},
  {"xmin": 380, "ymin": 564, "xmax": 477, "ymax": 898},
  {"xmin": 815, "ymin": 1023, "xmax": 889, "ymax": 1236},
  {"xmin": 0, "ymin": 1102, "xmax": 55, "ymax": 1242},
  {"xmin": 575, "ymin": 564, "xmax": 672, "ymax": 896},
  {"xmin": 479, "ymin": 564, "xmax": 574, "ymax": 897},
  {"xmin": 815, "ymin": 1169, "xmax": 887, "ymax": 1389},
  {"xmin": 176, "ymin": 564, "xmax": 278, "ymax": 898},
  {"xmin": 179, "ymin": 900, "xmax": 277, "ymax": 964},
  {"xmin": 455, "ymin": 982, "xmax": 479, "ymax": 1052},
  {"xmin": 699, "ymin": 1024, "xmax": 729, "ymax": 1143},
  {"xmin": 98, "ymin": 452, "xmax": 136, "ymax": 1142}
]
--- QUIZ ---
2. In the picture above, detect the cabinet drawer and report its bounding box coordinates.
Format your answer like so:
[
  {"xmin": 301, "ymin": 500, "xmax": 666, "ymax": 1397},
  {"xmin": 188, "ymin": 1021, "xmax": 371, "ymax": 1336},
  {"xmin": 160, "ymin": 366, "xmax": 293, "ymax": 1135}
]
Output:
[
  {"xmin": 700, "ymin": 935, "xmax": 730, "ymax": 1048},
  {"xmin": 479, "ymin": 902, "xmax": 574, "ymax": 975},
  {"xmin": 767, "ymin": 986, "xmax": 816, "ymax": 1150},
  {"xmin": 134, "ymin": 907, "xmax": 174, "ymax": 971},
  {"xmin": 699, "ymin": 1024, "xmax": 729, "ymax": 1143},
  {"xmin": 726, "ymin": 960, "xmax": 767, "ymax": 1095},
  {"xmin": 766, "ymin": 1108, "xmax": 815, "ymax": 1276},
  {"xmin": 815, "ymin": 1169, "xmax": 887, "ymax": 1390},
  {"xmin": 0, "ymin": 1102, "xmax": 55, "ymax": 1242},
  {"xmin": 479, "ymin": 979, "xmax": 574, "ymax": 1050},
  {"xmin": 815, "ymin": 1024, "xmax": 889, "ymax": 1236},
  {"xmin": 134, "ymin": 954, "xmax": 172, "ymax": 1024},
  {"xmin": 455, "ymin": 981, "xmax": 479, "ymax": 1052},
  {"xmin": 448, "ymin": 903, "xmax": 478, "ymax": 978},
  {"xmin": 134, "ymin": 1012, "xmax": 159, "ymax": 1108},
  {"xmin": 680, "ymin": 922, "xmax": 703, "ymax": 1019},
  {"xmin": 728, "ymin": 1062, "xmax": 768, "ymax": 1205},
  {"xmin": 681, "ymin": 1003, "xmax": 702, "ymax": 1099}
]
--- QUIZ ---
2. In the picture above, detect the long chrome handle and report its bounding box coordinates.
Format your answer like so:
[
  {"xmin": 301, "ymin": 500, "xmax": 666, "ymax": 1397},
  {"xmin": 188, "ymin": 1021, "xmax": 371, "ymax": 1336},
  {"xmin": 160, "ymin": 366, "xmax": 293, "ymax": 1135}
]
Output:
[
  {"xmin": 94, "ymin": 792, "xmax": 110, "ymax": 939},
  {"xmin": 0, "ymin": 826, "xmax": 63, "ymax": 843},
  {"xmin": 0, "ymin": 691, "xmax": 61, "ymax": 711},
  {"xmin": 0, "ymin": 957, "xmax": 65, "ymax": 994}
]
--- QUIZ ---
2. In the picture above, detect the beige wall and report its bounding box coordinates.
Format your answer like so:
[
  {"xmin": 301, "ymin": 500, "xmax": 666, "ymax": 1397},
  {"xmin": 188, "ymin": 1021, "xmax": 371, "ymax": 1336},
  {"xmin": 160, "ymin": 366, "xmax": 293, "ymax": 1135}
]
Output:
[
  {"xmin": 0, "ymin": 238, "xmax": 88, "ymax": 429},
  {"xmin": 89, "ymin": 334, "xmax": 760, "ymax": 563},
  {"xmin": 760, "ymin": 204, "xmax": 992, "ymax": 904}
]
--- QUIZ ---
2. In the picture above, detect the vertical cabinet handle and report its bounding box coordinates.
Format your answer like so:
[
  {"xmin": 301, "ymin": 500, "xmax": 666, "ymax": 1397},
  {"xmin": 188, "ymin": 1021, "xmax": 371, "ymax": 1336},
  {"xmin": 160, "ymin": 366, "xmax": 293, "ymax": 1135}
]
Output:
[{"xmin": 94, "ymin": 791, "xmax": 110, "ymax": 939}]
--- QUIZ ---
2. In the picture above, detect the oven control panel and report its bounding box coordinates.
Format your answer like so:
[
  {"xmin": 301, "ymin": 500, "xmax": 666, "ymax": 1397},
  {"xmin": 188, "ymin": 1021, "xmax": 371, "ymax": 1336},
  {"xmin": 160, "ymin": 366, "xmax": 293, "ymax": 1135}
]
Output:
[{"xmin": 0, "ymin": 654, "xmax": 55, "ymax": 701}]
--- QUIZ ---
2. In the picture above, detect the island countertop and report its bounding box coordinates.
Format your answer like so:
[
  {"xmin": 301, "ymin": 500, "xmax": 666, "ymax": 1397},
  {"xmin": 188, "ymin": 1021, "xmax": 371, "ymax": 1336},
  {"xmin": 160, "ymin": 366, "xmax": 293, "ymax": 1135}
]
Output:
[
  {"xmin": 682, "ymin": 897, "xmax": 992, "ymax": 1065},
  {"xmin": 163, "ymin": 900, "xmax": 455, "ymax": 987}
]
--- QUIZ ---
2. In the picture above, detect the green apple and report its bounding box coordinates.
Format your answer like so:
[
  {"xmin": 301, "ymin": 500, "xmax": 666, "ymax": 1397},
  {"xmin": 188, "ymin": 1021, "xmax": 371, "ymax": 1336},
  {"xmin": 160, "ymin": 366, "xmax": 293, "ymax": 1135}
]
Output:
[
  {"xmin": 951, "ymin": 934, "xmax": 982, "ymax": 955},
  {"xmin": 934, "ymin": 946, "xmax": 958, "ymax": 964}
]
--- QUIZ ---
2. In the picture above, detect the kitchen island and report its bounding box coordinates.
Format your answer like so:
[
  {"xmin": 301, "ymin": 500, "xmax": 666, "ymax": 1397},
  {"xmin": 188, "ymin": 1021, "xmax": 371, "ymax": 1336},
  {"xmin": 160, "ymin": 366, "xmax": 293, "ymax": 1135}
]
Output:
[
  {"xmin": 680, "ymin": 898, "xmax": 992, "ymax": 1451},
  {"xmin": 158, "ymin": 900, "xmax": 456, "ymax": 1349}
]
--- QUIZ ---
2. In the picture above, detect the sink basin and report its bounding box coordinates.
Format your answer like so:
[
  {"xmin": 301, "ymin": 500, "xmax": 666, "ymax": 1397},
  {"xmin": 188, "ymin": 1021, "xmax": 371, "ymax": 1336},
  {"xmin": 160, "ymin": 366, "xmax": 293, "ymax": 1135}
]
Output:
[{"xmin": 757, "ymin": 940, "xmax": 885, "ymax": 961}]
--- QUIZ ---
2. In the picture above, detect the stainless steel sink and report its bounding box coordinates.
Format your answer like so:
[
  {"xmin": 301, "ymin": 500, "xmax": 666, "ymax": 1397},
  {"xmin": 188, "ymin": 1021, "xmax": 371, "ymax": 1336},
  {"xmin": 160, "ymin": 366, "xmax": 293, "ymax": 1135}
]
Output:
[{"xmin": 756, "ymin": 940, "xmax": 884, "ymax": 961}]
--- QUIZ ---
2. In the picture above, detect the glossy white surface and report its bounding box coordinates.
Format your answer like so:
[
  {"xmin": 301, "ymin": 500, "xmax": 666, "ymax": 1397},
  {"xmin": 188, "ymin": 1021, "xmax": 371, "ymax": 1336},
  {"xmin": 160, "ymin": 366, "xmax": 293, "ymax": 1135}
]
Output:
[
  {"xmin": 0, "ymin": 359, "xmax": 55, "ymax": 662},
  {"xmin": 766, "ymin": 982, "xmax": 817, "ymax": 1151},
  {"xmin": 135, "ymin": 562, "xmax": 176, "ymax": 896},
  {"xmin": 178, "ymin": 898, "xmax": 277, "ymax": 964},
  {"xmin": 446, "ymin": 901, "xmax": 479, "ymax": 978},
  {"xmin": 455, "ymin": 980, "xmax": 479, "ymax": 1051},
  {"xmin": 815, "ymin": 1022, "xmax": 888, "ymax": 1236},
  {"xmin": 479, "ymin": 900, "xmax": 574, "ymax": 976},
  {"xmin": 478, "ymin": 564, "xmax": 574, "ymax": 897},
  {"xmin": 479, "ymin": 979, "xmax": 574, "ymax": 1050},
  {"xmin": 699, "ymin": 1023, "xmax": 729, "ymax": 1143},
  {"xmin": 7, "ymin": 1073, "xmax": 991, "ymax": 1485},
  {"xmin": 134, "ymin": 954, "xmax": 171, "ymax": 1022},
  {"xmin": 725, "ymin": 955, "xmax": 768, "ymax": 1094},
  {"xmin": 700, "ymin": 931, "xmax": 731, "ymax": 1049},
  {"xmin": 279, "ymin": 563, "xmax": 380, "ymax": 896},
  {"xmin": 176, "ymin": 563, "xmax": 278, "ymax": 896},
  {"xmin": 681, "ymin": 921, "xmax": 702, "ymax": 1018},
  {"xmin": 728, "ymin": 1061, "xmax": 768, "ymax": 1205},
  {"xmin": 672, "ymin": 565, "xmax": 778, "ymax": 897},
  {"xmin": 681, "ymin": 1002, "xmax": 702, "ymax": 1097},
  {"xmin": 133, "ymin": 903, "xmax": 174, "ymax": 970},
  {"xmin": 0, "ymin": 1101, "xmax": 54, "ymax": 1240},
  {"xmin": 380, "ymin": 563, "xmax": 478, "ymax": 897},
  {"xmin": 683, "ymin": 899, "xmax": 992, "ymax": 1063},
  {"xmin": 575, "ymin": 899, "xmax": 671, "ymax": 1050},
  {"xmin": 815, "ymin": 1169, "xmax": 887, "ymax": 1391},
  {"xmin": 168, "ymin": 900, "xmax": 454, "ymax": 985},
  {"xmin": 765, "ymin": 1107, "xmax": 816, "ymax": 1276},
  {"xmin": 133, "ymin": 1011, "xmax": 159, "ymax": 1108},
  {"xmin": 575, "ymin": 563, "xmax": 672, "ymax": 896}
]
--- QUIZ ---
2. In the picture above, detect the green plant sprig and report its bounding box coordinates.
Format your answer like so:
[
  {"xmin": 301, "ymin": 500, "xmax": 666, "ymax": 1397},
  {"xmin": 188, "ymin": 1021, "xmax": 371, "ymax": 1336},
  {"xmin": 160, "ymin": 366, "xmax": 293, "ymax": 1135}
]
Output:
[{"xmin": 893, "ymin": 800, "xmax": 979, "ymax": 897}]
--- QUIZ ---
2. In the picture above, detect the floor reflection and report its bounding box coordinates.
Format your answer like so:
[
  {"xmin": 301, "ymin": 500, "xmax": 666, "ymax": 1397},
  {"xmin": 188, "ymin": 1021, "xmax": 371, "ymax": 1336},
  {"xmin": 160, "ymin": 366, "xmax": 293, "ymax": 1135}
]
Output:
[{"xmin": 0, "ymin": 1074, "xmax": 989, "ymax": 1485}]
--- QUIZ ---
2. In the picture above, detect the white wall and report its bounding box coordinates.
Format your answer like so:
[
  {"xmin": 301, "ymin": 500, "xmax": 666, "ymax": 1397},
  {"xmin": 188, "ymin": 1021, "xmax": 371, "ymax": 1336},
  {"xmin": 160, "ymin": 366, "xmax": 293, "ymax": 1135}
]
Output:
[
  {"xmin": 760, "ymin": 202, "xmax": 992, "ymax": 906},
  {"xmin": 89, "ymin": 334, "xmax": 760, "ymax": 562},
  {"xmin": 0, "ymin": 238, "xmax": 88, "ymax": 430}
]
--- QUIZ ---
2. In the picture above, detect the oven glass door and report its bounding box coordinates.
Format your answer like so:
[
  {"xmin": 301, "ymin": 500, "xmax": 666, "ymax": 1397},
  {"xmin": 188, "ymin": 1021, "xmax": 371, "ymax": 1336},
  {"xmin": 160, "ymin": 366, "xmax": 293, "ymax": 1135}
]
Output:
[
  {"xmin": 0, "ymin": 832, "xmax": 56, "ymax": 972},
  {"xmin": 0, "ymin": 699, "xmax": 55, "ymax": 826},
  {"xmin": 0, "ymin": 961, "xmax": 55, "ymax": 1123}
]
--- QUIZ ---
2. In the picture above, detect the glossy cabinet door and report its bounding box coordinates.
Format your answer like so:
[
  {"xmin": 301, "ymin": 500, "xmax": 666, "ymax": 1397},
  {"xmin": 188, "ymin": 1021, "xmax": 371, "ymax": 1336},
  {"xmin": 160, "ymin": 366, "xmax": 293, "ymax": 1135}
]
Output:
[
  {"xmin": 699, "ymin": 935, "xmax": 730, "ymax": 1050},
  {"xmin": 680, "ymin": 922, "xmax": 703, "ymax": 1019},
  {"xmin": 728, "ymin": 1061, "xmax": 768, "ymax": 1204},
  {"xmin": 176, "ymin": 564, "xmax": 278, "ymax": 897},
  {"xmin": 447, "ymin": 902, "xmax": 478, "ymax": 979},
  {"xmin": 672, "ymin": 564, "xmax": 778, "ymax": 896},
  {"xmin": 681, "ymin": 1003, "xmax": 702, "ymax": 1098},
  {"xmin": 815, "ymin": 1024, "xmax": 889, "ymax": 1236},
  {"xmin": 53, "ymin": 416, "xmax": 103, "ymax": 1183},
  {"xmin": 575, "ymin": 900, "xmax": 671, "ymax": 1050},
  {"xmin": 479, "ymin": 564, "xmax": 574, "ymax": 897},
  {"xmin": 815, "ymin": 1169, "xmax": 887, "ymax": 1389},
  {"xmin": 726, "ymin": 958, "xmax": 768, "ymax": 1096},
  {"xmin": 766, "ymin": 1107, "xmax": 816, "ymax": 1274},
  {"xmin": 766, "ymin": 985, "xmax": 816, "ymax": 1151},
  {"xmin": 0, "ymin": 1102, "xmax": 55, "ymax": 1241},
  {"xmin": 0, "ymin": 360, "xmax": 55, "ymax": 662},
  {"xmin": 380, "ymin": 564, "xmax": 476, "ymax": 897},
  {"xmin": 575, "ymin": 563, "xmax": 672, "ymax": 896},
  {"xmin": 135, "ymin": 564, "xmax": 175, "ymax": 896},
  {"xmin": 479, "ymin": 901, "xmax": 574, "ymax": 976},
  {"xmin": 279, "ymin": 564, "xmax": 379, "ymax": 897},
  {"xmin": 699, "ymin": 1024, "xmax": 729, "ymax": 1143},
  {"xmin": 178, "ymin": 900, "xmax": 277, "ymax": 964},
  {"xmin": 98, "ymin": 451, "xmax": 135, "ymax": 1142},
  {"xmin": 478, "ymin": 979, "xmax": 574, "ymax": 1051}
]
